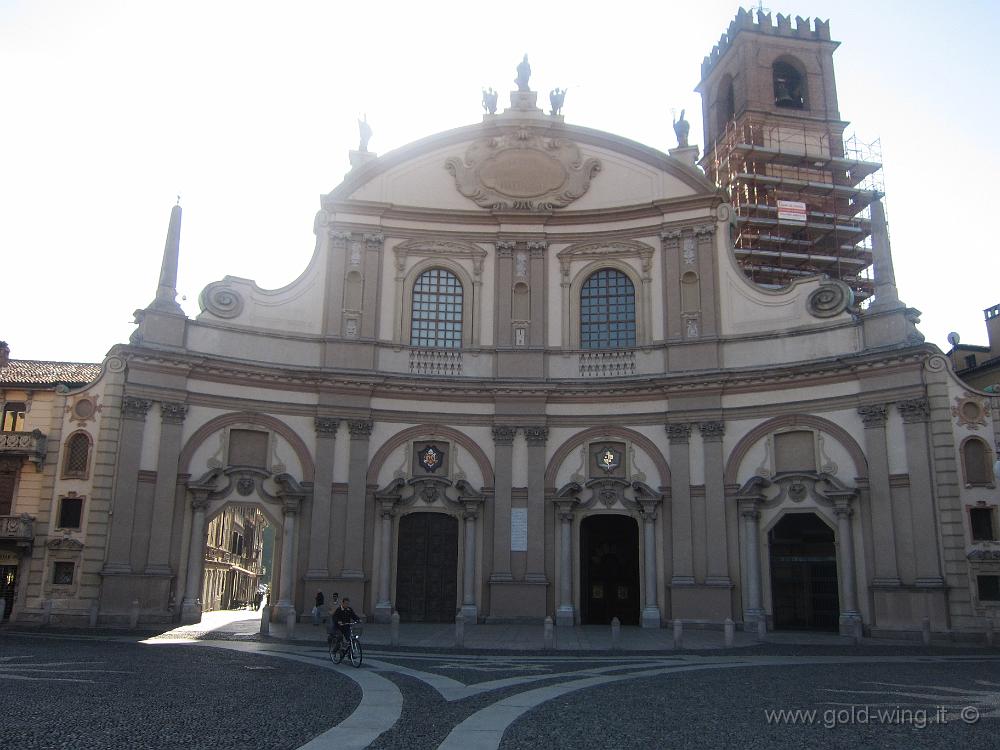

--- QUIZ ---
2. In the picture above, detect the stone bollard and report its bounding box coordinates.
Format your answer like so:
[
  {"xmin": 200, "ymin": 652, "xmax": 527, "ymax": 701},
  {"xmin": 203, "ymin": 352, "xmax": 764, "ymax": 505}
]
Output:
[
  {"xmin": 543, "ymin": 616, "xmax": 554, "ymax": 650},
  {"xmin": 724, "ymin": 617, "xmax": 735, "ymax": 648},
  {"xmin": 129, "ymin": 599, "xmax": 140, "ymax": 629},
  {"xmin": 0, "ymin": 598, "xmax": 6, "ymax": 623},
  {"xmin": 42, "ymin": 599, "xmax": 52, "ymax": 626},
  {"xmin": 285, "ymin": 611, "xmax": 296, "ymax": 639},
  {"xmin": 853, "ymin": 619, "xmax": 864, "ymax": 646},
  {"xmin": 756, "ymin": 617, "xmax": 767, "ymax": 642},
  {"xmin": 89, "ymin": 602, "xmax": 99, "ymax": 628},
  {"xmin": 921, "ymin": 617, "xmax": 931, "ymax": 646},
  {"xmin": 390, "ymin": 612, "xmax": 400, "ymax": 646},
  {"xmin": 673, "ymin": 619, "xmax": 683, "ymax": 650},
  {"xmin": 986, "ymin": 619, "xmax": 994, "ymax": 648},
  {"xmin": 611, "ymin": 616, "xmax": 621, "ymax": 650},
  {"xmin": 455, "ymin": 613, "xmax": 465, "ymax": 648},
  {"xmin": 259, "ymin": 605, "xmax": 270, "ymax": 635}
]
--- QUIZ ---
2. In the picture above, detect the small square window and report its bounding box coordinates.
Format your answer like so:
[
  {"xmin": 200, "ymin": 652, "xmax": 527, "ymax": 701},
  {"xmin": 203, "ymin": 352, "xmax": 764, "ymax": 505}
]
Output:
[
  {"xmin": 970, "ymin": 508, "xmax": 996, "ymax": 542},
  {"xmin": 58, "ymin": 496, "xmax": 83, "ymax": 529},
  {"xmin": 978, "ymin": 575, "xmax": 1000, "ymax": 602},
  {"xmin": 52, "ymin": 562, "xmax": 74, "ymax": 586}
]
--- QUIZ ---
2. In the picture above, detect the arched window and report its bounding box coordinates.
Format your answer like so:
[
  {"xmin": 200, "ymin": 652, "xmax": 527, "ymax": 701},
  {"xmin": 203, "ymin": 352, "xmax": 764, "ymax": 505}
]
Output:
[
  {"xmin": 410, "ymin": 268, "xmax": 463, "ymax": 348},
  {"xmin": 716, "ymin": 74, "xmax": 735, "ymax": 136},
  {"xmin": 962, "ymin": 437, "xmax": 994, "ymax": 486},
  {"xmin": 773, "ymin": 60, "xmax": 806, "ymax": 109},
  {"xmin": 62, "ymin": 431, "xmax": 92, "ymax": 479},
  {"xmin": 580, "ymin": 269, "xmax": 636, "ymax": 349}
]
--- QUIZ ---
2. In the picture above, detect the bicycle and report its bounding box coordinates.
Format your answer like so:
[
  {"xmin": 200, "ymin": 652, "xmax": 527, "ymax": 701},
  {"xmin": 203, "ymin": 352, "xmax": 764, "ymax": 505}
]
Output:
[{"xmin": 328, "ymin": 620, "xmax": 363, "ymax": 667}]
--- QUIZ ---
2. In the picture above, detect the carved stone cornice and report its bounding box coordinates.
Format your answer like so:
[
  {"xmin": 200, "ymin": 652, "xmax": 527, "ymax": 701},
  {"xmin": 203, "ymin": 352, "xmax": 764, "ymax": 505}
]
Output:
[
  {"xmin": 699, "ymin": 421, "xmax": 725, "ymax": 442},
  {"xmin": 347, "ymin": 420, "xmax": 374, "ymax": 438},
  {"xmin": 47, "ymin": 537, "xmax": 84, "ymax": 551},
  {"xmin": 897, "ymin": 398, "xmax": 930, "ymax": 424},
  {"xmin": 160, "ymin": 401, "xmax": 188, "ymax": 424},
  {"xmin": 523, "ymin": 426, "xmax": 548, "ymax": 446},
  {"xmin": 122, "ymin": 396, "xmax": 153, "ymax": 421},
  {"xmin": 665, "ymin": 423, "xmax": 692, "ymax": 444},
  {"xmin": 314, "ymin": 417, "xmax": 341, "ymax": 436},
  {"xmin": 492, "ymin": 425, "xmax": 517, "ymax": 445},
  {"xmin": 857, "ymin": 404, "xmax": 888, "ymax": 428},
  {"xmin": 328, "ymin": 230, "xmax": 352, "ymax": 248}
]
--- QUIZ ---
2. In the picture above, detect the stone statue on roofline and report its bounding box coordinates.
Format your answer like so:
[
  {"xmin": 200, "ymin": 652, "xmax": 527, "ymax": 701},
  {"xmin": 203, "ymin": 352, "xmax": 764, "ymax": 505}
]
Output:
[
  {"xmin": 358, "ymin": 114, "xmax": 373, "ymax": 153},
  {"xmin": 482, "ymin": 87, "xmax": 498, "ymax": 115},
  {"xmin": 673, "ymin": 109, "xmax": 690, "ymax": 148},
  {"xmin": 515, "ymin": 54, "xmax": 531, "ymax": 91},
  {"xmin": 549, "ymin": 88, "xmax": 567, "ymax": 116}
]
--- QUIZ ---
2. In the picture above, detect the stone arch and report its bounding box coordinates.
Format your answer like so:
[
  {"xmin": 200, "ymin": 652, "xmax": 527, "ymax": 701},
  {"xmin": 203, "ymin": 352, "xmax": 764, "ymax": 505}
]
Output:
[
  {"xmin": 724, "ymin": 414, "xmax": 867, "ymax": 487},
  {"xmin": 772, "ymin": 55, "xmax": 809, "ymax": 109},
  {"xmin": 178, "ymin": 412, "xmax": 315, "ymax": 482},
  {"xmin": 545, "ymin": 426, "xmax": 670, "ymax": 490},
  {"xmin": 959, "ymin": 435, "xmax": 995, "ymax": 486},
  {"xmin": 366, "ymin": 424, "xmax": 494, "ymax": 488}
]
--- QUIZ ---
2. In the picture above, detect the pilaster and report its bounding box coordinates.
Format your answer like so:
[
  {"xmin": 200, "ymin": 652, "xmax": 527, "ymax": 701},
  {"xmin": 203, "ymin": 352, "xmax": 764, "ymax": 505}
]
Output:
[
  {"xmin": 341, "ymin": 419, "xmax": 372, "ymax": 578},
  {"xmin": 103, "ymin": 396, "xmax": 152, "ymax": 574}
]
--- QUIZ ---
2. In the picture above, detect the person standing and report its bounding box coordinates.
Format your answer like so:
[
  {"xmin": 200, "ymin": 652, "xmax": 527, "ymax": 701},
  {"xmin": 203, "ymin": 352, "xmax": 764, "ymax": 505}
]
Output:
[{"xmin": 313, "ymin": 590, "xmax": 325, "ymax": 625}]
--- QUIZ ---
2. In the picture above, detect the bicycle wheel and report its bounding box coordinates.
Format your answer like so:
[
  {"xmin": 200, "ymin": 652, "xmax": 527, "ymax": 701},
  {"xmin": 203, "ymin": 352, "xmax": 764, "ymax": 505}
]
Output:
[
  {"xmin": 349, "ymin": 638, "xmax": 363, "ymax": 668},
  {"xmin": 328, "ymin": 639, "xmax": 339, "ymax": 663},
  {"xmin": 331, "ymin": 640, "xmax": 345, "ymax": 664}
]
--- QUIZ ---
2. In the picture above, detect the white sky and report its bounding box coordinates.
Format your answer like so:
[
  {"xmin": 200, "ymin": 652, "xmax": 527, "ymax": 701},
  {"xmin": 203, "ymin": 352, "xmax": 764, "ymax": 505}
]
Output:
[{"xmin": 2, "ymin": 0, "xmax": 995, "ymax": 363}]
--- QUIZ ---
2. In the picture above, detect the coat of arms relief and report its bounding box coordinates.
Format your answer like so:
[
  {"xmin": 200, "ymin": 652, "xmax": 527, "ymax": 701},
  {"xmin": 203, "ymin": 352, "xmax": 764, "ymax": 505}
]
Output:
[{"xmin": 445, "ymin": 130, "xmax": 601, "ymax": 210}]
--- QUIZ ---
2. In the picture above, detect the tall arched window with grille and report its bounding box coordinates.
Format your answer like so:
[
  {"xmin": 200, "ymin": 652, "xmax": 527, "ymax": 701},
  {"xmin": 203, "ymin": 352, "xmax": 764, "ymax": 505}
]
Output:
[
  {"xmin": 62, "ymin": 431, "xmax": 92, "ymax": 479},
  {"xmin": 580, "ymin": 268, "xmax": 637, "ymax": 349},
  {"xmin": 410, "ymin": 268, "xmax": 464, "ymax": 348}
]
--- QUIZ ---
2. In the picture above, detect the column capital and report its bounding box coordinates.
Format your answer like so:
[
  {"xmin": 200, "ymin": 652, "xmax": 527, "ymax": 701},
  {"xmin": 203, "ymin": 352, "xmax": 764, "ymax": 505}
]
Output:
[
  {"xmin": 347, "ymin": 419, "xmax": 374, "ymax": 438},
  {"xmin": 694, "ymin": 223, "xmax": 716, "ymax": 238},
  {"xmin": 897, "ymin": 398, "xmax": 930, "ymax": 424},
  {"xmin": 160, "ymin": 401, "xmax": 188, "ymax": 424},
  {"xmin": 122, "ymin": 396, "xmax": 153, "ymax": 421},
  {"xmin": 190, "ymin": 493, "xmax": 210, "ymax": 511},
  {"xmin": 834, "ymin": 504, "xmax": 853, "ymax": 519},
  {"xmin": 496, "ymin": 240, "xmax": 517, "ymax": 256},
  {"xmin": 463, "ymin": 506, "xmax": 480, "ymax": 521},
  {"xmin": 699, "ymin": 420, "xmax": 725, "ymax": 442},
  {"xmin": 314, "ymin": 416, "xmax": 341, "ymax": 436},
  {"xmin": 739, "ymin": 507, "xmax": 761, "ymax": 521},
  {"xmin": 665, "ymin": 422, "xmax": 692, "ymax": 444},
  {"xmin": 523, "ymin": 425, "xmax": 548, "ymax": 445},
  {"xmin": 364, "ymin": 232, "xmax": 385, "ymax": 249},
  {"xmin": 282, "ymin": 498, "xmax": 300, "ymax": 516},
  {"xmin": 660, "ymin": 229, "xmax": 682, "ymax": 248},
  {"xmin": 328, "ymin": 229, "xmax": 352, "ymax": 248},
  {"xmin": 492, "ymin": 425, "xmax": 517, "ymax": 444},
  {"xmin": 857, "ymin": 403, "xmax": 888, "ymax": 427}
]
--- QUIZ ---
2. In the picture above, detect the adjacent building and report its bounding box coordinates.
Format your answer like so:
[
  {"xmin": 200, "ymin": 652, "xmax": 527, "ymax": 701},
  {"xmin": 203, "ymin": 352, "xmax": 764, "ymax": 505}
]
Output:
[{"xmin": 5, "ymin": 10, "xmax": 999, "ymax": 638}]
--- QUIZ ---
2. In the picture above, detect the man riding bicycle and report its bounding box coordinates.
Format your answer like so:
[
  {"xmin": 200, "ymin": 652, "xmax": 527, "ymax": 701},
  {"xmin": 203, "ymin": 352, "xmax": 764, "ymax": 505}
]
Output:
[{"xmin": 328, "ymin": 596, "xmax": 359, "ymax": 654}]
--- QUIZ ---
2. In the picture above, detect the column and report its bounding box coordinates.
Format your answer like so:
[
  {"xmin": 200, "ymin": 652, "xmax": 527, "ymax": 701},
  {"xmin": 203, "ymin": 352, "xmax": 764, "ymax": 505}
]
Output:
[
  {"xmin": 740, "ymin": 500, "xmax": 764, "ymax": 627},
  {"xmin": 374, "ymin": 501, "xmax": 394, "ymax": 623},
  {"xmin": 461, "ymin": 503, "xmax": 480, "ymax": 621},
  {"xmin": 700, "ymin": 420, "xmax": 730, "ymax": 585},
  {"xmin": 834, "ymin": 501, "xmax": 861, "ymax": 634},
  {"xmin": 898, "ymin": 398, "xmax": 945, "ymax": 585},
  {"xmin": 105, "ymin": 396, "xmax": 152, "ymax": 573},
  {"xmin": 639, "ymin": 502, "xmax": 662, "ymax": 628},
  {"xmin": 665, "ymin": 423, "xmax": 694, "ymax": 585},
  {"xmin": 145, "ymin": 402, "xmax": 187, "ymax": 574},
  {"xmin": 524, "ymin": 425, "xmax": 547, "ymax": 582},
  {"xmin": 307, "ymin": 417, "xmax": 339, "ymax": 578},
  {"xmin": 341, "ymin": 419, "xmax": 372, "ymax": 578},
  {"xmin": 180, "ymin": 493, "xmax": 209, "ymax": 624},
  {"xmin": 858, "ymin": 404, "xmax": 900, "ymax": 585},
  {"xmin": 490, "ymin": 425, "xmax": 515, "ymax": 581},
  {"xmin": 555, "ymin": 500, "xmax": 576, "ymax": 626},
  {"xmin": 274, "ymin": 499, "xmax": 299, "ymax": 618}
]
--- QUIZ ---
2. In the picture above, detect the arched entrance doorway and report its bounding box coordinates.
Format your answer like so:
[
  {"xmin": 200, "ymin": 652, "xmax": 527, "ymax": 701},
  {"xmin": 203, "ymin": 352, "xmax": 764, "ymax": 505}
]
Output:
[
  {"xmin": 580, "ymin": 514, "xmax": 640, "ymax": 625},
  {"xmin": 768, "ymin": 512, "xmax": 839, "ymax": 631},
  {"xmin": 201, "ymin": 503, "xmax": 274, "ymax": 613},
  {"xmin": 394, "ymin": 512, "xmax": 459, "ymax": 623}
]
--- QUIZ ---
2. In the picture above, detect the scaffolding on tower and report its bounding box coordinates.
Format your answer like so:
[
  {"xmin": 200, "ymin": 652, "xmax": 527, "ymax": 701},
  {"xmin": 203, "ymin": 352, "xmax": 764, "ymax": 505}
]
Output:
[{"xmin": 704, "ymin": 114, "xmax": 884, "ymax": 303}]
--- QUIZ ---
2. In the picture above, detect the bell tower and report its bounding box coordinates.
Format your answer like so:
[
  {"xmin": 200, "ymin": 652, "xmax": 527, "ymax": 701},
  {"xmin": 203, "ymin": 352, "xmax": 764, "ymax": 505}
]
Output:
[{"xmin": 697, "ymin": 9, "xmax": 882, "ymax": 301}]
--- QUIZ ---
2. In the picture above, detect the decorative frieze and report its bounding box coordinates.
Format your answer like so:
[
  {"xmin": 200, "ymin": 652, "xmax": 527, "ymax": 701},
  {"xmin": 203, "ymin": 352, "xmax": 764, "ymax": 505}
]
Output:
[
  {"xmin": 347, "ymin": 420, "xmax": 374, "ymax": 438},
  {"xmin": 160, "ymin": 401, "xmax": 188, "ymax": 424},
  {"xmin": 665, "ymin": 423, "xmax": 692, "ymax": 443},
  {"xmin": 897, "ymin": 398, "xmax": 931, "ymax": 424},
  {"xmin": 122, "ymin": 396, "xmax": 153, "ymax": 421},
  {"xmin": 699, "ymin": 421, "xmax": 725, "ymax": 442},
  {"xmin": 857, "ymin": 404, "xmax": 888, "ymax": 428},
  {"xmin": 492, "ymin": 425, "xmax": 517, "ymax": 444},
  {"xmin": 314, "ymin": 417, "xmax": 341, "ymax": 436},
  {"xmin": 523, "ymin": 426, "xmax": 549, "ymax": 446}
]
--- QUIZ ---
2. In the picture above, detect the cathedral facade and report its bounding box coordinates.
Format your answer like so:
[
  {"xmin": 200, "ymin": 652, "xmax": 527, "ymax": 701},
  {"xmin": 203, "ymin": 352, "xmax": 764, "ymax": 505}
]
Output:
[{"xmin": 5, "ymin": 10, "xmax": 999, "ymax": 638}]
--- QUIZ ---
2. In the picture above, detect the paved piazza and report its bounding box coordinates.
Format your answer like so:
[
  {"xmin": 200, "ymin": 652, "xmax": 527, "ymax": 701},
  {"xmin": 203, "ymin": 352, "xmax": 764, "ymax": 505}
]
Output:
[{"xmin": 3, "ymin": 631, "xmax": 998, "ymax": 749}]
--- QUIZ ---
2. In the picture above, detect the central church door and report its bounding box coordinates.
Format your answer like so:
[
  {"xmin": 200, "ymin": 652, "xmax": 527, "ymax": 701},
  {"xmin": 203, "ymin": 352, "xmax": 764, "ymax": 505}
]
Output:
[
  {"xmin": 581, "ymin": 514, "xmax": 640, "ymax": 625},
  {"xmin": 395, "ymin": 512, "xmax": 458, "ymax": 623}
]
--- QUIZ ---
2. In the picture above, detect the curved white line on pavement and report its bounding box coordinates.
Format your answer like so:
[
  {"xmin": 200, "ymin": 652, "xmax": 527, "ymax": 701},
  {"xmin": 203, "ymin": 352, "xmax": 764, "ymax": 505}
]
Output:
[{"xmin": 192, "ymin": 641, "xmax": 403, "ymax": 750}]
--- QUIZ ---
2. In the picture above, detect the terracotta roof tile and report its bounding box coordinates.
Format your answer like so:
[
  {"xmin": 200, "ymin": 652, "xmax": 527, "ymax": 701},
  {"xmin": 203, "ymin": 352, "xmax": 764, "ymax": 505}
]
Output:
[{"xmin": 0, "ymin": 359, "xmax": 102, "ymax": 386}]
